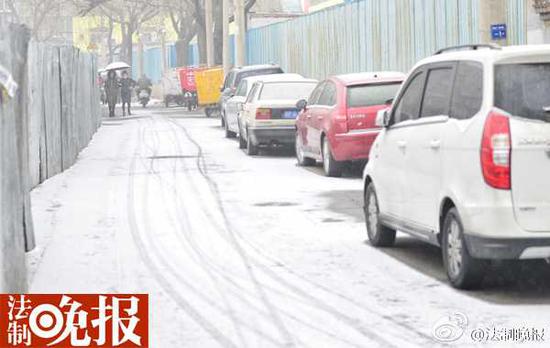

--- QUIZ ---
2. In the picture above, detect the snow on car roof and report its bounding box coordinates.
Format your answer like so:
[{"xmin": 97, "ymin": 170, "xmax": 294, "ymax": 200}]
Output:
[
  {"xmin": 232, "ymin": 64, "xmax": 281, "ymax": 72},
  {"xmin": 241, "ymin": 73, "xmax": 310, "ymax": 84},
  {"xmin": 333, "ymin": 72, "xmax": 406, "ymax": 85}
]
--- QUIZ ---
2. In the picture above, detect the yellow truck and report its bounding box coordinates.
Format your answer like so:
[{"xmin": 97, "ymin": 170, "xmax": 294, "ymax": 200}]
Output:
[{"xmin": 195, "ymin": 66, "xmax": 224, "ymax": 117}]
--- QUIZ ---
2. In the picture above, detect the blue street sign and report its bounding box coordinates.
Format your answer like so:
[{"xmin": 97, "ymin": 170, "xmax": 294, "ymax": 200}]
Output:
[{"xmin": 491, "ymin": 24, "xmax": 507, "ymax": 40}]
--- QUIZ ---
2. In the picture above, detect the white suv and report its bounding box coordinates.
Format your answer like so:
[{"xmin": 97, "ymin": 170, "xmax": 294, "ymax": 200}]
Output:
[{"xmin": 363, "ymin": 44, "xmax": 550, "ymax": 289}]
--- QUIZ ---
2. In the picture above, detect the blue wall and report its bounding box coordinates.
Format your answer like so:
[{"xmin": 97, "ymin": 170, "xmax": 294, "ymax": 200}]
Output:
[
  {"xmin": 133, "ymin": 35, "xmax": 237, "ymax": 82},
  {"xmin": 246, "ymin": 0, "xmax": 526, "ymax": 80},
  {"xmin": 133, "ymin": 0, "xmax": 527, "ymax": 82}
]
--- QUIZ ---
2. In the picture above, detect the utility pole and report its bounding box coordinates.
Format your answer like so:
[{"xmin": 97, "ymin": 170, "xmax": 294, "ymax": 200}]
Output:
[
  {"xmin": 235, "ymin": 0, "xmax": 246, "ymax": 67},
  {"xmin": 205, "ymin": 0, "xmax": 214, "ymax": 66},
  {"xmin": 222, "ymin": 0, "xmax": 230, "ymax": 75}
]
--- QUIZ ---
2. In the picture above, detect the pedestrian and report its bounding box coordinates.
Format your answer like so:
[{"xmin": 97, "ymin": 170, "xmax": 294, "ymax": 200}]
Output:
[
  {"xmin": 120, "ymin": 71, "xmax": 136, "ymax": 116},
  {"xmin": 104, "ymin": 70, "xmax": 119, "ymax": 118}
]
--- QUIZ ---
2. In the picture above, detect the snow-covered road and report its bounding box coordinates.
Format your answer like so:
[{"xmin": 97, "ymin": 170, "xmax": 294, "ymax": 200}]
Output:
[{"xmin": 28, "ymin": 108, "xmax": 550, "ymax": 347}]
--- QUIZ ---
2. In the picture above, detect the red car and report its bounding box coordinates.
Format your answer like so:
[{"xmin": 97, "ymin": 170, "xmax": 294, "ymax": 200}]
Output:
[{"xmin": 295, "ymin": 72, "xmax": 405, "ymax": 177}]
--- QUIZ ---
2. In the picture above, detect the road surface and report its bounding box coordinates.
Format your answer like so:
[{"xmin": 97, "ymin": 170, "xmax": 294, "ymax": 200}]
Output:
[{"xmin": 28, "ymin": 107, "xmax": 550, "ymax": 347}]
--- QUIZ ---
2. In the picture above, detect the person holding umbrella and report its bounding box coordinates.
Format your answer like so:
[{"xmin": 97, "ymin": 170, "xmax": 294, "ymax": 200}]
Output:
[
  {"xmin": 102, "ymin": 62, "xmax": 130, "ymax": 117},
  {"xmin": 120, "ymin": 71, "xmax": 136, "ymax": 116},
  {"xmin": 104, "ymin": 70, "xmax": 119, "ymax": 118}
]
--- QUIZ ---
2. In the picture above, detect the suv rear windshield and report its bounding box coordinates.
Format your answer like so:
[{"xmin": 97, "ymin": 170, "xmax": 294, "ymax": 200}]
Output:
[
  {"xmin": 347, "ymin": 83, "xmax": 401, "ymax": 108},
  {"xmin": 234, "ymin": 68, "xmax": 283, "ymax": 87},
  {"xmin": 495, "ymin": 63, "xmax": 550, "ymax": 122},
  {"xmin": 259, "ymin": 82, "xmax": 317, "ymax": 100}
]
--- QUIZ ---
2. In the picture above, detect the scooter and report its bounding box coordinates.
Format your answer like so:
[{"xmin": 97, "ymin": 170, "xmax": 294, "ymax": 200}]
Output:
[{"xmin": 138, "ymin": 89, "xmax": 150, "ymax": 108}]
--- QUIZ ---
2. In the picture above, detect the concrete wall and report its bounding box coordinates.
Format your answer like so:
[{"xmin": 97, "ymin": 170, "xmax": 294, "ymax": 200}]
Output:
[{"xmin": 0, "ymin": 21, "xmax": 101, "ymax": 292}]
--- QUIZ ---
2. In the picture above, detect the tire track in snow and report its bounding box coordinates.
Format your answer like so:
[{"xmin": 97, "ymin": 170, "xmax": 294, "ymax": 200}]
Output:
[
  {"xmin": 167, "ymin": 117, "xmax": 400, "ymax": 348},
  {"xmin": 137, "ymin": 117, "xmax": 250, "ymax": 348},
  {"xmin": 127, "ymin": 117, "xmax": 285, "ymax": 348},
  {"xmin": 156, "ymin": 117, "xmax": 297, "ymax": 347},
  {"xmin": 135, "ymin": 118, "xmax": 296, "ymax": 347},
  {"xmin": 167, "ymin": 116, "xmax": 434, "ymax": 345},
  {"xmin": 141, "ymin": 117, "xmax": 312, "ymax": 347},
  {"xmin": 161, "ymin": 117, "xmax": 371, "ymax": 348}
]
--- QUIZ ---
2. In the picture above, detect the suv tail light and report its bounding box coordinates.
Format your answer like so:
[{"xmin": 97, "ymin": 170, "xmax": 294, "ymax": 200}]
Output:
[
  {"xmin": 481, "ymin": 109, "xmax": 511, "ymax": 190},
  {"xmin": 256, "ymin": 108, "xmax": 272, "ymax": 120}
]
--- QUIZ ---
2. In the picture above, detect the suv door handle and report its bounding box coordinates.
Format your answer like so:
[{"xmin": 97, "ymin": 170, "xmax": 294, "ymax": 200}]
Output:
[
  {"xmin": 317, "ymin": 116, "xmax": 324, "ymax": 120},
  {"xmin": 397, "ymin": 140, "xmax": 407, "ymax": 149},
  {"xmin": 430, "ymin": 139, "xmax": 441, "ymax": 149},
  {"xmin": 306, "ymin": 115, "xmax": 312, "ymax": 119}
]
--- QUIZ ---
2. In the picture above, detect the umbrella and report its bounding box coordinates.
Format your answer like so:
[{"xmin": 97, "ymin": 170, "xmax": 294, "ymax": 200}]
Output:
[{"xmin": 104, "ymin": 61, "xmax": 130, "ymax": 71}]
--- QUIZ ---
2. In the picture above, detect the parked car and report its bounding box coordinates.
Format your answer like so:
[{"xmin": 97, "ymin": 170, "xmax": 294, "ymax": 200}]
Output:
[
  {"xmin": 224, "ymin": 73, "xmax": 305, "ymax": 138},
  {"xmin": 237, "ymin": 74, "xmax": 318, "ymax": 155},
  {"xmin": 220, "ymin": 64, "xmax": 284, "ymax": 127},
  {"xmin": 162, "ymin": 69, "xmax": 185, "ymax": 108},
  {"xmin": 363, "ymin": 44, "xmax": 550, "ymax": 289},
  {"xmin": 295, "ymin": 72, "xmax": 405, "ymax": 177}
]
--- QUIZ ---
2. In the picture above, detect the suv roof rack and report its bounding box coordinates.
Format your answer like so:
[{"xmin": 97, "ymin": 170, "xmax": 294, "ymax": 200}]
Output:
[{"xmin": 435, "ymin": 44, "xmax": 502, "ymax": 55}]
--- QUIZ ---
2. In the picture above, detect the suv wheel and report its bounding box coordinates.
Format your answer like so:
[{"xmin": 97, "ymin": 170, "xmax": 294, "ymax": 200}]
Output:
[
  {"xmin": 296, "ymin": 132, "xmax": 315, "ymax": 166},
  {"xmin": 246, "ymin": 129, "xmax": 258, "ymax": 156},
  {"xmin": 322, "ymin": 138, "xmax": 343, "ymax": 177},
  {"xmin": 364, "ymin": 183, "xmax": 396, "ymax": 247},
  {"xmin": 442, "ymin": 208, "xmax": 486, "ymax": 289}
]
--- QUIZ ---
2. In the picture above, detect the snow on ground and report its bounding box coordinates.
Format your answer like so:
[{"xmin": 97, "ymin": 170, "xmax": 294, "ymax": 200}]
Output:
[{"xmin": 28, "ymin": 107, "xmax": 550, "ymax": 347}]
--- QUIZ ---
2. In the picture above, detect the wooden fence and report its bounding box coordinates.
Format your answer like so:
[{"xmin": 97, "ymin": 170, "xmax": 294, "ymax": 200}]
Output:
[{"xmin": 0, "ymin": 21, "xmax": 101, "ymax": 292}]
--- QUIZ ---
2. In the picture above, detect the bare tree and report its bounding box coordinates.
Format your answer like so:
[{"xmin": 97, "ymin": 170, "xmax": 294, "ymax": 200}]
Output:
[
  {"xmin": 6, "ymin": 0, "xmax": 73, "ymax": 41},
  {"xmin": 198, "ymin": 0, "xmax": 258, "ymax": 65},
  {"xmin": 96, "ymin": 0, "xmax": 159, "ymax": 64},
  {"xmin": 78, "ymin": 0, "xmax": 258, "ymax": 66},
  {"xmin": 190, "ymin": 0, "xmax": 207, "ymax": 65},
  {"xmin": 163, "ymin": 0, "xmax": 197, "ymax": 67}
]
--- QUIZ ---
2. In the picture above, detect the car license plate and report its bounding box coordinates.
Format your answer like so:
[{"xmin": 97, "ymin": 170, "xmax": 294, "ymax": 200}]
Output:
[{"xmin": 282, "ymin": 110, "xmax": 298, "ymax": 119}]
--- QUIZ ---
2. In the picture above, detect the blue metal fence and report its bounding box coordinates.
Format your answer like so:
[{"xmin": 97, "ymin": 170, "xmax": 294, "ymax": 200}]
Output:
[
  {"xmin": 133, "ymin": 34, "xmax": 236, "ymax": 82},
  {"xmin": 133, "ymin": 0, "xmax": 527, "ymax": 82},
  {"xmin": 246, "ymin": 0, "xmax": 526, "ymax": 80}
]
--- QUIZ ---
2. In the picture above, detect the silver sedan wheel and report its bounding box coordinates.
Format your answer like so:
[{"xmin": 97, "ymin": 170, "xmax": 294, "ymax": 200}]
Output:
[{"xmin": 447, "ymin": 219, "xmax": 463, "ymax": 279}]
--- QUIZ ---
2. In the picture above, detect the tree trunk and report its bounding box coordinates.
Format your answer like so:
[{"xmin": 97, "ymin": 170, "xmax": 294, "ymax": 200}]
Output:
[
  {"xmin": 120, "ymin": 22, "xmax": 128, "ymax": 62},
  {"xmin": 197, "ymin": 25, "xmax": 207, "ymax": 65},
  {"xmin": 213, "ymin": 2, "xmax": 223, "ymax": 65},
  {"xmin": 126, "ymin": 38, "xmax": 133, "ymax": 67},
  {"xmin": 128, "ymin": 21, "xmax": 136, "ymax": 66},
  {"xmin": 108, "ymin": 17, "xmax": 115, "ymax": 63},
  {"xmin": 121, "ymin": 23, "xmax": 134, "ymax": 66},
  {"xmin": 175, "ymin": 38, "xmax": 190, "ymax": 67}
]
